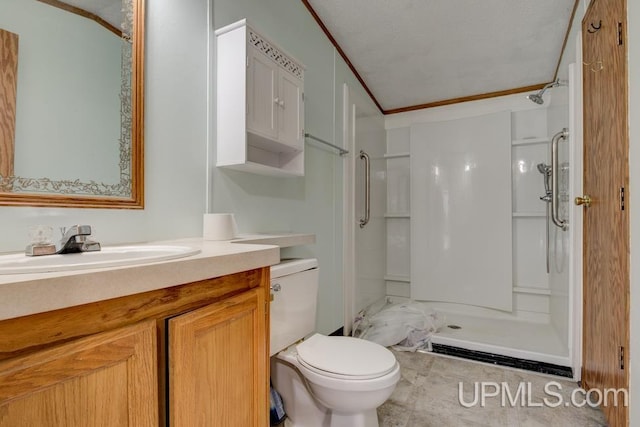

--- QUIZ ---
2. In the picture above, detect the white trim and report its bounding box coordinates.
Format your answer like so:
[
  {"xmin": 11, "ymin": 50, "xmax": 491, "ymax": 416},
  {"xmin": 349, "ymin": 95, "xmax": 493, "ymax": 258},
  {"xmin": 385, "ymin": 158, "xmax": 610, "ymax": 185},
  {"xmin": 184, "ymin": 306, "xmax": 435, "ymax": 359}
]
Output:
[
  {"xmin": 342, "ymin": 83, "xmax": 355, "ymax": 336},
  {"xmin": 569, "ymin": 48, "xmax": 584, "ymax": 381}
]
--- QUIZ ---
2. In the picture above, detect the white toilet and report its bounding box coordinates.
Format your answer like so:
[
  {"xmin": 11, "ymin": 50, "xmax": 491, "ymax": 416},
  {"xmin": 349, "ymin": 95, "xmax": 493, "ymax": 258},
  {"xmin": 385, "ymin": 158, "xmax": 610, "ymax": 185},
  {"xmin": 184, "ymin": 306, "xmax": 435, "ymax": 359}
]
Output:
[{"xmin": 270, "ymin": 259, "xmax": 400, "ymax": 427}]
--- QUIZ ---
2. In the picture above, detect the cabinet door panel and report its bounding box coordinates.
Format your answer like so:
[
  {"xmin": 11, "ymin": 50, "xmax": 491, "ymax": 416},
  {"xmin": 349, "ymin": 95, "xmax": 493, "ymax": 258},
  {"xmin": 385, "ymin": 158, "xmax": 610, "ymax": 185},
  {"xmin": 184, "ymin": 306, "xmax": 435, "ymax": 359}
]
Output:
[
  {"xmin": 278, "ymin": 71, "xmax": 303, "ymax": 149},
  {"xmin": 0, "ymin": 321, "xmax": 157, "ymax": 427},
  {"xmin": 247, "ymin": 50, "xmax": 278, "ymax": 139},
  {"xmin": 168, "ymin": 288, "xmax": 268, "ymax": 427}
]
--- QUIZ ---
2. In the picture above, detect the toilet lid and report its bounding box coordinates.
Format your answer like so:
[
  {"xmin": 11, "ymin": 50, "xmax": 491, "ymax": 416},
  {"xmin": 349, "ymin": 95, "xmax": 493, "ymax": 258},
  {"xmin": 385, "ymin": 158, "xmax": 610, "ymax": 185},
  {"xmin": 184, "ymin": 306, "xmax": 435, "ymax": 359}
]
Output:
[{"xmin": 296, "ymin": 334, "xmax": 397, "ymax": 379}]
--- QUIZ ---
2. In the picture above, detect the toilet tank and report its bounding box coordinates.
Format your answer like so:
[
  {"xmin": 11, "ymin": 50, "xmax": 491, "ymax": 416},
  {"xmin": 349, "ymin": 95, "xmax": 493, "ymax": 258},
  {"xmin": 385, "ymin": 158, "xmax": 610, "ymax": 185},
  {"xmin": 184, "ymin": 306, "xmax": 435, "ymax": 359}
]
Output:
[{"xmin": 270, "ymin": 258, "xmax": 319, "ymax": 356}]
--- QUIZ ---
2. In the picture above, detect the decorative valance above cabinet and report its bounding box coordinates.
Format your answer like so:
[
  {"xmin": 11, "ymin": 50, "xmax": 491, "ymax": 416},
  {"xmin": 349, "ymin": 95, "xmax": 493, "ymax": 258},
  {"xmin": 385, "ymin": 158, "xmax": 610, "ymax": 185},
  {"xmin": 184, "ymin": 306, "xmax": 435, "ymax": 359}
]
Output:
[{"xmin": 216, "ymin": 19, "xmax": 305, "ymax": 177}]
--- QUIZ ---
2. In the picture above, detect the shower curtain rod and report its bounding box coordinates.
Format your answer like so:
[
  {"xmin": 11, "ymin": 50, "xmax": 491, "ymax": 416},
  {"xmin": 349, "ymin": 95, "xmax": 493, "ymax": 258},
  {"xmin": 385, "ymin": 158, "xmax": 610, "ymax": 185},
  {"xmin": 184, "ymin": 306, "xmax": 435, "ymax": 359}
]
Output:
[{"xmin": 304, "ymin": 133, "xmax": 349, "ymax": 156}]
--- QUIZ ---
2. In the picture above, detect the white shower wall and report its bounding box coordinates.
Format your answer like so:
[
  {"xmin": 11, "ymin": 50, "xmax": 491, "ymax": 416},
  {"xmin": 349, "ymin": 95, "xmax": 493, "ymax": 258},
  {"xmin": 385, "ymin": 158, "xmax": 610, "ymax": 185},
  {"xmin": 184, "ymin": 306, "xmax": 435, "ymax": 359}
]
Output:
[
  {"xmin": 384, "ymin": 93, "xmax": 572, "ymax": 363},
  {"xmin": 546, "ymin": 85, "xmax": 572, "ymax": 351},
  {"xmin": 355, "ymin": 154, "xmax": 386, "ymax": 312},
  {"xmin": 384, "ymin": 128, "xmax": 411, "ymax": 297},
  {"xmin": 354, "ymin": 106, "xmax": 387, "ymax": 314},
  {"xmin": 386, "ymin": 97, "xmax": 558, "ymax": 323},
  {"xmin": 410, "ymin": 112, "xmax": 513, "ymax": 312}
]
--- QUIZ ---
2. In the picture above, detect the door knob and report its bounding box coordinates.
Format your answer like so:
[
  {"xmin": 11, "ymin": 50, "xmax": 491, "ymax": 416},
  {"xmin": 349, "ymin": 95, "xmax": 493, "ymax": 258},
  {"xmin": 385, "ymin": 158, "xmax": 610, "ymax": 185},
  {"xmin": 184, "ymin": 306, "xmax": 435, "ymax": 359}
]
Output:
[{"xmin": 575, "ymin": 195, "xmax": 592, "ymax": 208}]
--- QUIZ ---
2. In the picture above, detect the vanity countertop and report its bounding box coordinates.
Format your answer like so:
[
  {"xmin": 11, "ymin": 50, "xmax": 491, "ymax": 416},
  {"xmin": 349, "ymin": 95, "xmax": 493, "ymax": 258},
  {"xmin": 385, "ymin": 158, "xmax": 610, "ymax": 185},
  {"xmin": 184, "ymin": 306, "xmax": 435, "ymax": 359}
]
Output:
[
  {"xmin": 232, "ymin": 232, "xmax": 316, "ymax": 247},
  {"xmin": 0, "ymin": 237, "xmax": 281, "ymax": 322}
]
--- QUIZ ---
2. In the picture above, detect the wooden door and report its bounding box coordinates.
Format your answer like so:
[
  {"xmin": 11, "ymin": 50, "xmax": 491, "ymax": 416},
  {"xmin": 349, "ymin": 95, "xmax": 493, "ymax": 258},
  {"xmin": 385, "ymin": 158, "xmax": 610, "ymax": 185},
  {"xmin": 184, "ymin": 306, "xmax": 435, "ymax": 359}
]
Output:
[
  {"xmin": 168, "ymin": 287, "xmax": 269, "ymax": 427},
  {"xmin": 0, "ymin": 321, "xmax": 158, "ymax": 427},
  {"xmin": 582, "ymin": 0, "xmax": 629, "ymax": 425}
]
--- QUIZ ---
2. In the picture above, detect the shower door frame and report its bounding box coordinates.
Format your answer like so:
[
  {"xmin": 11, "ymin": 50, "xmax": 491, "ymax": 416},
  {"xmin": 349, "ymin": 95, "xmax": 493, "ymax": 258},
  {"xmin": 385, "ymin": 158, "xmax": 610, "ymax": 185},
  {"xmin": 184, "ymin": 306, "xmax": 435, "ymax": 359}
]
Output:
[
  {"xmin": 342, "ymin": 83, "xmax": 386, "ymax": 335},
  {"xmin": 342, "ymin": 83, "xmax": 356, "ymax": 335}
]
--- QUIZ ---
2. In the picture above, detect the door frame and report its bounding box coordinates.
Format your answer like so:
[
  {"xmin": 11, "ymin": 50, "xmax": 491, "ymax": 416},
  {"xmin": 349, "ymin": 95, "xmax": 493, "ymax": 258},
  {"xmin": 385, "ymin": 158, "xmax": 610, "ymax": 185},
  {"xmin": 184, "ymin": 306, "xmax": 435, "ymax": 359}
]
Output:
[
  {"xmin": 342, "ymin": 83, "xmax": 387, "ymax": 335},
  {"xmin": 342, "ymin": 83, "xmax": 356, "ymax": 335},
  {"xmin": 580, "ymin": 0, "xmax": 630, "ymax": 424},
  {"xmin": 569, "ymin": 55, "xmax": 585, "ymax": 380}
]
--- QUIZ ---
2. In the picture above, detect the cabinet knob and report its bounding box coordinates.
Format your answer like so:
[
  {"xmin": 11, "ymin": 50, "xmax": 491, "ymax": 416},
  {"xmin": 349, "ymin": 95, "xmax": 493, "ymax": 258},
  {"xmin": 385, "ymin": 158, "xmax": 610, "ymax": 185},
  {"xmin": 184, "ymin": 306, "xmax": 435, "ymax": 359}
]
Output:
[
  {"xmin": 274, "ymin": 97, "xmax": 280, "ymax": 104},
  {"xmin": 279, "ymin": 100, "xmax": 285, "ymax": 108}
]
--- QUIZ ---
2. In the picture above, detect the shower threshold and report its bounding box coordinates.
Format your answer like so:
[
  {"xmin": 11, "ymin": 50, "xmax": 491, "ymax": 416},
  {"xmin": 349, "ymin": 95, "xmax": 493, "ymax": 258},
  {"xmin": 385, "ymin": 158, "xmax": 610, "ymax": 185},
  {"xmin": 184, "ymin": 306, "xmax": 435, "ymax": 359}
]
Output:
[
  {"xmin": 427, "ymin": 343, "xmax": 573, "ymax": 378},
  {"xmin": 427, "ymin": 311, "xmax": 573, "ymax": 377}
]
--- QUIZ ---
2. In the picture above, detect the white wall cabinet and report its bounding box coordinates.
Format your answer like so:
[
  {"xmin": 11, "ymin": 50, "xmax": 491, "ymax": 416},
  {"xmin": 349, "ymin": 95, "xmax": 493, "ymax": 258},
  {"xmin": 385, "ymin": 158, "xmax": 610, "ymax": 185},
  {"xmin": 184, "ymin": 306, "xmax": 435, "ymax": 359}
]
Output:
[
  {"xmin": 217, "ymin": 19, "xmax": 305, "ymax": 176},
  {"xmin": 246, "ymin": 49, "xmax": 304, "ymax": 150}
]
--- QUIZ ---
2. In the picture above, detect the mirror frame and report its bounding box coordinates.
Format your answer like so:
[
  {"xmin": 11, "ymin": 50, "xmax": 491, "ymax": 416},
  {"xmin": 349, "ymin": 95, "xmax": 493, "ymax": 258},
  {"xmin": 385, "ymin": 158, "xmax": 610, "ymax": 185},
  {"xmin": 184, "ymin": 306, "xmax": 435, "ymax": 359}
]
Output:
[{"xmin": 0, "ymin": 0, "xmax": 145, "ymax": 209}]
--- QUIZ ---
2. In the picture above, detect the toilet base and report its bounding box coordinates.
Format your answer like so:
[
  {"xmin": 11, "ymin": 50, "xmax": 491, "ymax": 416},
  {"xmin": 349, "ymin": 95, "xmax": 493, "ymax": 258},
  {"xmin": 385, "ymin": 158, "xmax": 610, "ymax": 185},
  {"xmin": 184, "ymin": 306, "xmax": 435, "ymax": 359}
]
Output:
[
  {"xmin": 327, "ymin": 409, "xmax": 378, "ymax": 427},
  {"xmin": 283, "ymin": 409, "xmax": 378, "ymax": 427},
  {"xmin": 272, "ymin": 348, "xmax": 385, "ymax": 427}
]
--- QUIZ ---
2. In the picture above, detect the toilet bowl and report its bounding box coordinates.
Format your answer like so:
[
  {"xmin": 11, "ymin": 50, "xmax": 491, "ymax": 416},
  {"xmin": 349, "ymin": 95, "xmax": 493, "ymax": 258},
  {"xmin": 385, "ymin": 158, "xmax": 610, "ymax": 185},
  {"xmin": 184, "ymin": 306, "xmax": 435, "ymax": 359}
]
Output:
[{"xmin": 270, "ymin": 259, "xmax": 400, "ymax": 427}]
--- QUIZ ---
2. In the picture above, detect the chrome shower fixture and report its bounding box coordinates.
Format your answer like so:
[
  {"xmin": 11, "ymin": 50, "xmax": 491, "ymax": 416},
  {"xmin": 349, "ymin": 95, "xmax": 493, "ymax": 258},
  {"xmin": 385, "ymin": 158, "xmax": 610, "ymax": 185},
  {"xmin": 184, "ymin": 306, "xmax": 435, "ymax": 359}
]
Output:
[
  {"xmin": 526, "ymin": 79, "xmax": 567, "ymax": 105},
  {"xmin": 537, "ymin": 163, "xmax": 552, "ymax": 202},
  {"xmin": 536, "ymin": 163, "xmax": 551, "ymax": 175},
  {"xmin": 527, "ymin": 93, "xmax": 544, "ymax": 105}
]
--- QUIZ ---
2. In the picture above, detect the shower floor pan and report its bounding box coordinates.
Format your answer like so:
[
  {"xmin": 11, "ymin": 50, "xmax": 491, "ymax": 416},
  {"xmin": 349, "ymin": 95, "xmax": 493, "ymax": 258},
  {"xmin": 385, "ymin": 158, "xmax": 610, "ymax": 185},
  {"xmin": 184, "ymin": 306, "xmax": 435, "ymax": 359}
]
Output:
[{"xmin": 430, "ymin": 312, "xmax": 571, "ymax": 373}]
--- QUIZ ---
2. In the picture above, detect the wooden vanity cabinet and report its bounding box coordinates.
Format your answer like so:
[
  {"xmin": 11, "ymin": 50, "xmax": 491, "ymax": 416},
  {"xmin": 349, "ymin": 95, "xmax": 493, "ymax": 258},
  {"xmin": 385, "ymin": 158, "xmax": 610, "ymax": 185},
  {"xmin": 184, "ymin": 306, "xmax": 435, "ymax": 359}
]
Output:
[
  {"xmin": 0, "ymin": 320, "xmax": 157, "ymax": 426},
  {"xmin": 168, "ymin": 286, "xmax": 267, "ymax": 426},
  {"xmin": 0, "ymin": 267, "xmax": 270, "ymax": 427}
]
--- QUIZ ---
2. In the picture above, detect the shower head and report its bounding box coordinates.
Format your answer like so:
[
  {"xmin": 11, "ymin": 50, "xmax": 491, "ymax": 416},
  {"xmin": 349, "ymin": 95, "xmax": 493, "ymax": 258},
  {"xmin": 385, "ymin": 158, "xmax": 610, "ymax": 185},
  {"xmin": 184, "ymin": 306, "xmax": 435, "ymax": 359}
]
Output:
[
  {"xmin": 526, "ymin": 78, "xmax": 567, "ymax": 105},
  {"xmin": 537, "ymin": 163, "xmax": 551, "ymax": 175},
  {"xmin": 527, "ymin": 94, "xmax": 544, "ymax": 105}
]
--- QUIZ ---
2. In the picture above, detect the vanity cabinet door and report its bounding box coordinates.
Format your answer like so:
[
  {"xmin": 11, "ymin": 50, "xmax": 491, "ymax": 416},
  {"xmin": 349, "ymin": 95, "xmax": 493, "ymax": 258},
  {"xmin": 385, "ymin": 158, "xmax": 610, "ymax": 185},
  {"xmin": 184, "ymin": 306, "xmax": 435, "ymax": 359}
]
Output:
[
  {"xmin": 0, "ymin": 321, "xmax": 158, "ymax": 427},
  {"xmin": 168, "ymin": 287, "xmax": 268, "ymax": 427}
]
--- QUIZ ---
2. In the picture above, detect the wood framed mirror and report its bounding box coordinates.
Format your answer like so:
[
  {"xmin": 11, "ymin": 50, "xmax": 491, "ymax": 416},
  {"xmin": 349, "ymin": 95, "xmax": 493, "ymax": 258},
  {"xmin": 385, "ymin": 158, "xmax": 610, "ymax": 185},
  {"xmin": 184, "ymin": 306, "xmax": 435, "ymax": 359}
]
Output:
[{"xmin": 0, "ymin": 0, "xmax": 144, "ymax": 209}]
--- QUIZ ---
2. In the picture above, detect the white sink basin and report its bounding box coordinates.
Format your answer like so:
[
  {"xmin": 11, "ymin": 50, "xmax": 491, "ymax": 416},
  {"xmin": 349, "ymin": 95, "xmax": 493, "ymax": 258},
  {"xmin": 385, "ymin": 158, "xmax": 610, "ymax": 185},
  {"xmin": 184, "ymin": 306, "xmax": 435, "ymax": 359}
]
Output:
[{"xmin": 0, "ymin": 245, "xmax": 201, "ymax": 275}]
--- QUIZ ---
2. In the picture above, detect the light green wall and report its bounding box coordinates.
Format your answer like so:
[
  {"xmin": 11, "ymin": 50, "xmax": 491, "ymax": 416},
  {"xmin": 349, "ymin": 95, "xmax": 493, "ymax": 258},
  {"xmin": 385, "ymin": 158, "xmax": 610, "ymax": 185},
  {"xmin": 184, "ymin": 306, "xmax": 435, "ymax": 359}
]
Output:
[
  {"xmin": 211, "ymin": 1, "xmax": 378, "ymax": 334},
  {"xmin": 0, "ymin": 0, "xmax": 121, "ymax": 183},
  {"xmin": 0, "ymin": 0, "xmax": 376, "ymax": 335},
  {"xmin": 0, "ymin": 0, "xmax": 211, "ymax": 251}
]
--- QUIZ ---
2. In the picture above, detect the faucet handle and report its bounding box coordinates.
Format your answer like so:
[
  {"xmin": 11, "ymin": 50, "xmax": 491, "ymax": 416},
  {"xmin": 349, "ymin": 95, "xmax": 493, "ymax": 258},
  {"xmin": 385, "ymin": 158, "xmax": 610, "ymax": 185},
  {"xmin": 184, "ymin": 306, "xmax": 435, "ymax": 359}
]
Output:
[
  {"xmin": 60, "ymin": 225, "xmax": 92, "ymax": 239},
  {"xmin": 76, "ymin": 225, "xmax": 92, "ymax": 235}
]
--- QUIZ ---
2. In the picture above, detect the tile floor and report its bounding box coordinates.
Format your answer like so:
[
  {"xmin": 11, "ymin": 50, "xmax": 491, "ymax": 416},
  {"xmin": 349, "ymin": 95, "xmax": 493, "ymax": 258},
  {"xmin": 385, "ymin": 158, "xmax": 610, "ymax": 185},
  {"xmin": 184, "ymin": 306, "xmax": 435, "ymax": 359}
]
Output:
[{"xmin": 378, "ymin": 350, "xmax": 608, "ymax": 426}]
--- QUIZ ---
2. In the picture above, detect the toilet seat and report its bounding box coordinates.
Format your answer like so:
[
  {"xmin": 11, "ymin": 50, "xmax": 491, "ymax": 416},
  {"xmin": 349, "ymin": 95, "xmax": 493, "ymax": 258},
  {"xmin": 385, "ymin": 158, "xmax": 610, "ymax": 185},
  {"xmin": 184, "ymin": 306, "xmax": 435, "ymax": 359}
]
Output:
[{"xmin": 296, "ymin": 334, "xmax": 397, "ymax": 380}]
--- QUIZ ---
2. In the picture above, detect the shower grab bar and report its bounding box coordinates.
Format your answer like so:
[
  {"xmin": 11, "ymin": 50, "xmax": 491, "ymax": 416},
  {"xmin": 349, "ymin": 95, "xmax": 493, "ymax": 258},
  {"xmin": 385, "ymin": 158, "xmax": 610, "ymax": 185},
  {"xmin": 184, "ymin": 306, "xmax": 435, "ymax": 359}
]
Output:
[
  {"xmin": 359, "ymin": 150, "xmax": 370, "ymax": 228},
  {"xmin": 551, "ymin": 128, "xmax": 569, "ymax": 231}
]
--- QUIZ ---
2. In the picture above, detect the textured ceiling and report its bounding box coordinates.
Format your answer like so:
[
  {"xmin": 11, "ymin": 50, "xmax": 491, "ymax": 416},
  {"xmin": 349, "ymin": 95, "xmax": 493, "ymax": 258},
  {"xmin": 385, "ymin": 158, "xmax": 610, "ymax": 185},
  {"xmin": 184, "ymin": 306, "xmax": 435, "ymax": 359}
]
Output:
[{"xmin": 306, "ymin": 0, "xmax": 576, "ymax": 112}]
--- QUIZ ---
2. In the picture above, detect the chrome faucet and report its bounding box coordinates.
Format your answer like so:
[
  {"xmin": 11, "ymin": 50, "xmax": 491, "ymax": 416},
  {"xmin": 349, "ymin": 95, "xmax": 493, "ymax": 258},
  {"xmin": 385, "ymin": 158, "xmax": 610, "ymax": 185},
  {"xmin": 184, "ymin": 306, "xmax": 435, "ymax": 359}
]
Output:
[
  {"xmin": 25, "ymin": 224, "xmax": 101, "ymax": 256},
  {"xmin": 56, "ymin": 225, "xmax": 101, "ymax": 254}
]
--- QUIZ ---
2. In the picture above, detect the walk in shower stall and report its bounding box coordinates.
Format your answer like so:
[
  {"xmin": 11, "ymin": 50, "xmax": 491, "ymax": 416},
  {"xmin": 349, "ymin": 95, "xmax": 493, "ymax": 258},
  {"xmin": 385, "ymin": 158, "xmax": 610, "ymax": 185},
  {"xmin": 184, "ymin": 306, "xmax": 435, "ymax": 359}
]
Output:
[{"xmin": 346, "ymin": 59, "xmax": 583, "ymax": 377}]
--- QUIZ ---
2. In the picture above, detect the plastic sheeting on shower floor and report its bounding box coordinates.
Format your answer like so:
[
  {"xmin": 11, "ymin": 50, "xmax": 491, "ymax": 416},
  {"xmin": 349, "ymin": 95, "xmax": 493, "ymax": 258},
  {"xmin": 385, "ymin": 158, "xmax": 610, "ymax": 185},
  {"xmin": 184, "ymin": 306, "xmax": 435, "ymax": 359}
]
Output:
[{"xmin": 352, "ymin": 300, "xmax": 445, "ymax": 351}]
